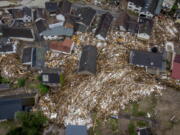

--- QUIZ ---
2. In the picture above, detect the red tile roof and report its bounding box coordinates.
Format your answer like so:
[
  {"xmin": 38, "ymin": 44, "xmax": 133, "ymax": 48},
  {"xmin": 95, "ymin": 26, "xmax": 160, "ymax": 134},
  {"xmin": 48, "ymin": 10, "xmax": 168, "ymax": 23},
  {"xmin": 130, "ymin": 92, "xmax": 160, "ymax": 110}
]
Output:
[
  {"xmin": 171, "ymin": 55, "xmax": 180, "ymax": 79},
  {"xmin": 49, "ymin": 39, "xmax": 74, "ymax": 54}
]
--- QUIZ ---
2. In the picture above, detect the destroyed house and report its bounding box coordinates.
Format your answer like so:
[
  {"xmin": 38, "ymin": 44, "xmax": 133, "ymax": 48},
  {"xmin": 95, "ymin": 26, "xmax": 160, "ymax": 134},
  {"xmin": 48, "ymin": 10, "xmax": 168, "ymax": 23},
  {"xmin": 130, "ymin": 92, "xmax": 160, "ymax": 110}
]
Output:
[
  {"xmin": 95, "ymin": 12, "xmax": 113, "ymax": 40},
  {"xmin": 49, "ymin": 38, "xmax": 74, "ymax": 54},
  {"xmin": 35, "ymin": 19, "xmax": 48, "ymax": 34},
  {"xmin": 0, "ymin": 97, "xmax": 34, "ymax": 120},
  {"xmin": 171, "ymin": 55, "xmax": 180, "ymax": 80},
  {"xmin": 2, "ymin": 27, "xmax": 34, "ymax": 42},
  {"xmin": 115, "ymin": 11, "xmax": 129, "ymax": 31},
  {"xmin": 0, "ymin": 38, "xmax": 16, "ymax": 54},
  {"xmin": 78, "ymin": 45, "xmax": 97, "ymax": 75},
  {"xmin": 41, "ymin": 72, "xmax": 60, "ymax": 86},
  {"xmin": 74, "ymin": 7, "xmax": 96, "ymax": 32},
  {"xmin": 137, "ymin": 18, "xmax": 153, "ymax": 40},
  {"xmin": 59, "ymin": 0, "xmax": 72, "ymax": 14},
  {"xmin": 40, "ymin": 26, "xmax": 73, "ymax": 40},
  {"xmin": 66, "ymin": 125, "xmax": 88, "ymax": 135},
  {"xmin": 45, "ymin": 2, "xmax": 59, "ymax": 15},
  {"xmin": 129, "ymin": 50, "xmax": 165, "ymax": 70}
]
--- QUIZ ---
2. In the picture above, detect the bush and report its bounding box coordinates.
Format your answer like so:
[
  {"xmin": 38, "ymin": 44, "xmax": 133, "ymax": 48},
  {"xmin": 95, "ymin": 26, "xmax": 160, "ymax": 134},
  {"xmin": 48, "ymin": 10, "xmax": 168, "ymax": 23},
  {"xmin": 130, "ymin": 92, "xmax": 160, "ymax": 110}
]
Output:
[
  {"xmin": 128, "ymin": 122, "xmax": 137, "ymax": 135},
  {"xmin": 7, "ymin": 112, "xmax": 47, "ymax": 135},
  {"xmin": 17, "ymin": 78, "xmax": 26, "ymax": 87},
  {"xmin": 37, "ymin": 83, "xmax": 49, "ymax": 94},
  {"xmin": 0, "ymin": 76, "xmax": 10, "ymax": 83},
  {"xmin": 60, "ymin": 73, "xmax": 65, "ymax": 87}
]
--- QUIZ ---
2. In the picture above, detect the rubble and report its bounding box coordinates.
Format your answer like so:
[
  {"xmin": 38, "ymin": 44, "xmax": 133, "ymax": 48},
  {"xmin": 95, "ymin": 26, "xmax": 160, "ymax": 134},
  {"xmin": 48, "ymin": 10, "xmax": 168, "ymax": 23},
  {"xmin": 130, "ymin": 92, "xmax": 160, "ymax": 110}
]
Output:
[{"xmin": 40, "ymin": 30, "xmax": 164, "ymax": 127}]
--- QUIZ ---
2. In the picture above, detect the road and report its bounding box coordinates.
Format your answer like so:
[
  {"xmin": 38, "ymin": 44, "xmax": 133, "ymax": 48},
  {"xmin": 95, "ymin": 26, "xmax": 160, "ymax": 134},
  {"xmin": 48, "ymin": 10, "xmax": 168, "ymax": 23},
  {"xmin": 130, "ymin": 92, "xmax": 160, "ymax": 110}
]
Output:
[{"xmin": 72, "ymin": 3, "xmax": 120, "ymax": 18}]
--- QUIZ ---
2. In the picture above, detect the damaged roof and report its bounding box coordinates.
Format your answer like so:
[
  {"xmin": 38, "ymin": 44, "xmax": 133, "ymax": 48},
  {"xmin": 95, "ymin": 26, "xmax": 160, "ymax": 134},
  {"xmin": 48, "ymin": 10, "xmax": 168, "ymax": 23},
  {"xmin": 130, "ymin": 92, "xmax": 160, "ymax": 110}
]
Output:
[
  {"xmin": 75, "ymin": 7, "xmax": 96, "ymax": 26},
  {"xmin": 95, "ymin": 12, "xmax": 113, "ymax": 38},
  {"xmin": 49, "ymin": 38, "xmax": 74, "ymax": 54},
  {"xmin": 129, "ymin": 50, "xmax": 164, "ymax": 69},
  {"xmin": 59, "ymin": 0, "xmax": 72, "ymax": 14},
  {"xmin": 138, "ymin": 18, "xmax": 153, "ymax": 35},
  {"xmin": 35, "ymin": 19, "xmax": 48, "ymax": 34},
  {"xmin": 78, "ymin": 45, "xmax": 97, "ymax": 75}
]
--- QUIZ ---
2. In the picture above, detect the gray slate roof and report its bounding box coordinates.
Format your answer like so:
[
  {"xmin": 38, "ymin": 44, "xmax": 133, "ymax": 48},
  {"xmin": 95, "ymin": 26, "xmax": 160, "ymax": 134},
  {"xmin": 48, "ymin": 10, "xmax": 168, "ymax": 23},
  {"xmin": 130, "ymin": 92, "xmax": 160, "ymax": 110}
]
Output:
[
  {"xmin": 22, "ymin": 47, "xmax": 34, "ymax": 64},
  {"xmin": 129, "ymin": 50, "xmax": 164, "ymax": 69},
  {"xmin": 40, "ymin": 26, "xmax": 73, "ymax": 37},
  {"xmin": 95, "ymin": 12, "xmax": 113, "ymax": 38},
  {"xmin": 66, "ymin": 125, "xmax": 88, "ymax": 135},
  {"xmin": 2, "ymin": 27, "xmax": 34, "ymax": 39},
  {"xmin": 0, "ymin": 98, "xmax": 22, "ymax": 120},
  {"xmin": 32, "ymin": 48, "xmax": 46, "ymax": 69},
  {"xmin": 35, "ymin": 19, "xmax": 48, "ymax": 34},
  {"xmin": 78, "ymin": 45, "xmax": 97, "ymax": 75}
]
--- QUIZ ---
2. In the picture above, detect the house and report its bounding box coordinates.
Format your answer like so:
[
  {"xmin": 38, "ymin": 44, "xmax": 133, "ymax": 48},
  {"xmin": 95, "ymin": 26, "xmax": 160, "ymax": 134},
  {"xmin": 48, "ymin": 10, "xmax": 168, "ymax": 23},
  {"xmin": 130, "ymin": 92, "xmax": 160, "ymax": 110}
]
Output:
[
  {"xmin": 40, "ymin": 26, "xmax": 73, "ymax": 40},
  {"xmin": 35, "ymin": 19, "xmax": 48, "ymax": 35},
  {"xmin": 174, "ymin": 9, "xmax": 180, "ymax": 24},
  {"xmin": 162, "ymin": 0, "xmax": 176, "ymax": 11},
  {"xmin": 49, "ymin": 38, "xmax": 74, "ymax": 54},
  {"xmin": 40, "ymin": 70, "xmax": 60, "ymax": 87},
  {"xmin": 31, "ymin": 47, "xmax": 46, "ymax": 69},
  {"xmin": 78, "ymin": 45, "xmax": 97, "ymax": 75},
  {"xmin": 95, "ymin": 12, "xmax": 113, "ymax": 40},
  {"xmin": 8, "ymin": 7, "xmax": 32, "ymax": 23},
  {"xmin": 127, "ymin": 0, "xmax": 160, "ymax": 18},
  {"xmin": 22, "ymin": 47, "xmax": 46, "ymax": 69},
  {"xmin": 2, "ymin": 27, "xmax": 35, "ymax": 42},
  {"xmin": 129, "ymin": 50, "xmax": 166, "ymax": 74},
  {"xmin": 0, "ymin": 38, "xmax": 17, "ymax": 54},
  {"xmin": 171, "ymin": 54, "xmax": 180, "ymax": 80},
  {"xmin": 65, "ymin": 125, "xmax": 88, "ymax": 135},
  {"xmin": 74, "ymin": 7, "xmax": 96, "ymax": 32},
  {"xmin": 45, "ymin": 2, "xmax": 59, "ymax": 16},
  {"xmin": 22, "ymin": 47, "xmax": 35, "ymax": 65},
  {"xmin": 0, "ymin": 84, "xmax": 10, "ymax": 91},
  {"xmin": 137, "ymin": 18, "xmax": 153, "ymax": 40},
  {"xmin": 137, "ymin": 127, "xmax": 153, "ymax": 135},
  {"xmin": 59, "ymin": 0, "xmax": 72, "ymax": 14},
  {"xmin": 0, "ymin": 96, "xmax": 34, "ymax": 120}
]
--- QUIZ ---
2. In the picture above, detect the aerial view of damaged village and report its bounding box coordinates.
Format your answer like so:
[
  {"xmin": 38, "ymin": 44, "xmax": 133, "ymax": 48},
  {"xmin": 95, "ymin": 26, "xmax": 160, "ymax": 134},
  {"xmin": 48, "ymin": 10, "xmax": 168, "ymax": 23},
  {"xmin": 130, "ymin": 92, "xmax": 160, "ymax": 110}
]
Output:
[{"xmin": 0, "ymin": 0, "xmax": 180, "ymax": 135}]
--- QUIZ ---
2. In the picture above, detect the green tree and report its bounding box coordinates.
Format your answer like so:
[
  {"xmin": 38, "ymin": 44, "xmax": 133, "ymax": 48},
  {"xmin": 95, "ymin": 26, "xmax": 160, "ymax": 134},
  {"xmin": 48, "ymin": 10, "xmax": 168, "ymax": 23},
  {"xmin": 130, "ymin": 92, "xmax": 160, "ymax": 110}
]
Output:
[
  {"xmin": 7, "ymin": 112, "xmax": 47, "ymax": 135},
  {"xmin": 37, "ymin": 83, "xmax": 49, "ymax": 95},
  {"xmin": 17, "ymin": 78, "xmax": 26, "ymax": 87}
]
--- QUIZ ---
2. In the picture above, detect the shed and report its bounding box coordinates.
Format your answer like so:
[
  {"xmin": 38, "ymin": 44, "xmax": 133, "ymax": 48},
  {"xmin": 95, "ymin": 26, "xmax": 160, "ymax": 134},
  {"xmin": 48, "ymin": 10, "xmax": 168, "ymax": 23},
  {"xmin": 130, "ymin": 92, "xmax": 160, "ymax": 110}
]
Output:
[
  {"xmin": 95, "ymin": 12, "xmax": 113, "ymax": 40},
  {"xmin": 78, "ymin": 45, "xmax": 97, "ymax": 75},
  {"xmin": 65, "ymin": 125, "xmax": 88, "ymax": 135}
]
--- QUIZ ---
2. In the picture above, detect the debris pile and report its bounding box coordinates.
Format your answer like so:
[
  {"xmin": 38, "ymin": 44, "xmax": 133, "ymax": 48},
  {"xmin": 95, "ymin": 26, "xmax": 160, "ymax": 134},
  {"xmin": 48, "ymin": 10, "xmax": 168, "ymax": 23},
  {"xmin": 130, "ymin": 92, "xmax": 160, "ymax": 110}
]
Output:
[{"xmin": 40, "ymin": 30, "xmax": 164, "ymax": 127}]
